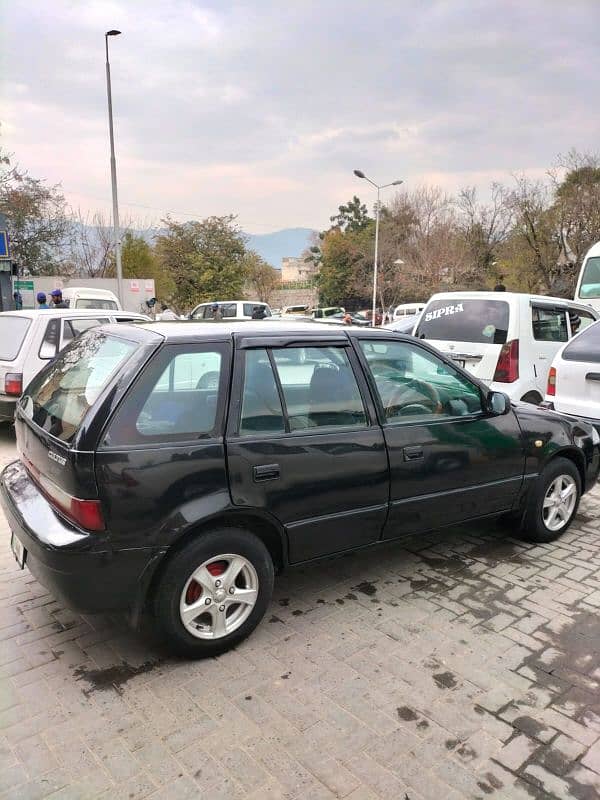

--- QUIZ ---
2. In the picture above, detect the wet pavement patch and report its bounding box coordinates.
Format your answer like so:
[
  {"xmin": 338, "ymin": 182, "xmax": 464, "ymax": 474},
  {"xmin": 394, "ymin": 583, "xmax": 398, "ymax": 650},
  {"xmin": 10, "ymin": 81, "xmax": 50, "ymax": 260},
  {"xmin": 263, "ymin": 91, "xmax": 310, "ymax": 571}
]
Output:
[
  {"xmin": 397, "ymin": 706, "xmax": 419, "ymax": 721},
  {"xmin": 73, "ymin": 660, "xmax": 161, "ymax": 696},
  {"xmin": 433, "ymin": 671, "xmax": 458, "ymax": 689},
  {"xmin": 352, "ymin": 580, "xmax": 377, "ymax": 596},
  {"xmin": 269, "ymin": 615, "xmax": 284, "ymax": 624}
]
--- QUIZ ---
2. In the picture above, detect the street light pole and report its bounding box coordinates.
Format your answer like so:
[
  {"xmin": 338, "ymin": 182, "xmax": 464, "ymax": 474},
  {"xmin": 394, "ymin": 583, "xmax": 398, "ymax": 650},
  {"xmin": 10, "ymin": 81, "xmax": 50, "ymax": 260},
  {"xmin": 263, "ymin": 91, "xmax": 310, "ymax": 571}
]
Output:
[
  {"xmin": 353, "ymin": 170, "xmax": 403, "ymax": 327},
  {"xmin": 105, "ymin": 30, "xmax": 123, "ymax": 307}
]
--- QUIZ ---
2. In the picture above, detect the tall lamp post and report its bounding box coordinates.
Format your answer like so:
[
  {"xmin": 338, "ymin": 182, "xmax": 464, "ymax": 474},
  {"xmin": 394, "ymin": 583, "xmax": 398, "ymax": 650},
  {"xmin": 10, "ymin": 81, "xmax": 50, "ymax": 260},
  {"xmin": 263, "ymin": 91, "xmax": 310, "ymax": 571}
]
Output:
[
  {"xmin": 353, "ymin": 170, "xmax": 403, "ymax": 326},
  {"xmin": 105, "ymin": 29, "xmax": 124, "ymax": 307}
]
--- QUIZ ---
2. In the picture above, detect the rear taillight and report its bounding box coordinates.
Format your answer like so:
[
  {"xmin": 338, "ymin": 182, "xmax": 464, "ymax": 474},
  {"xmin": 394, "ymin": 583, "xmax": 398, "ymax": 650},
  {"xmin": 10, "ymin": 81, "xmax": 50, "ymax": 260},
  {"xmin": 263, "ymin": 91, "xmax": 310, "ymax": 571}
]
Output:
[
  {"xmin": 4, "ymin": 373, "xmax": 22, "ymax": 396},
  {"xmin": 493, "ymin": 340, "xmax": 519, "ymax": 383},
  {"xmin": 547, "ymin": 366, "xmax": 557, "ymax": 397},
  {"xmin": 21, "ymin": 454, "xmax": 105, "ymax": 532}
]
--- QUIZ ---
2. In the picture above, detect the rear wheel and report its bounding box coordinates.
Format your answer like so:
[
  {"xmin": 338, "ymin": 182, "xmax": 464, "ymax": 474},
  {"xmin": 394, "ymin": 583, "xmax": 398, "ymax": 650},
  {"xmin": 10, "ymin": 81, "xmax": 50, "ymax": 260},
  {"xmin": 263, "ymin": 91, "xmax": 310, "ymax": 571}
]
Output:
[
  {"xmin": 155, "ymin": 528, "xmax": 274, "ymax": 657},
  {"xmin": 523, "ymin": 457, "xmax": 581, "ymax": 542}
]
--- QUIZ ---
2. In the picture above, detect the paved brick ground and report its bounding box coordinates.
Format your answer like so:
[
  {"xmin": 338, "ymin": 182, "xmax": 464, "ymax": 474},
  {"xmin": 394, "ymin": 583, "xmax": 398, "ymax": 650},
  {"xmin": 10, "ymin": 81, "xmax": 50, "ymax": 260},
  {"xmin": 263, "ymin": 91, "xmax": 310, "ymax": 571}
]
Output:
[{"xmin": 1, "ymin": 426, "xmax": 600, "ymax": 799}]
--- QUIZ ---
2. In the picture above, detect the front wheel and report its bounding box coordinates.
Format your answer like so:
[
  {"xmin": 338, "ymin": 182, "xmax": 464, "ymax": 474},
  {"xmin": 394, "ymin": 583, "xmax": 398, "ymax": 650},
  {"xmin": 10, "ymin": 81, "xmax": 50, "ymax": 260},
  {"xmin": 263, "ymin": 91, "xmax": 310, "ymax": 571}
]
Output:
[
  {"xmin": 155, "ymin": 528, "xmax": 274, "ymax": 657},
  {"xmin": 523, "ymin": 457, "xmax": 581, "ymax": 542}
]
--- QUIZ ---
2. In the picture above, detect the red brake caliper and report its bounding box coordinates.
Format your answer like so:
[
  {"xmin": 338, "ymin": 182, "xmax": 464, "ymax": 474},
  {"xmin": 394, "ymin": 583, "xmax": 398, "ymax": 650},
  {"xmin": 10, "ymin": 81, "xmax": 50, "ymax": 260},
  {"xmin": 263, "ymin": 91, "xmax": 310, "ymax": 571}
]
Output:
[{"xmin": 186, "ymin": 561, "xmax": 227, "ymax": 604}]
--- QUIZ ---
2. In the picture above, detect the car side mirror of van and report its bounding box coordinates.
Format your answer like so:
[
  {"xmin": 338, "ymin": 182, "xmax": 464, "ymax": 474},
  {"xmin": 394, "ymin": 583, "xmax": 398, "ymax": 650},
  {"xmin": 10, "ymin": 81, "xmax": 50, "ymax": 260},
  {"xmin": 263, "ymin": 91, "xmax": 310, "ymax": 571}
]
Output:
[{"xmin": 485, "ymin": 390, "xmax": 510, "ymax": 416}]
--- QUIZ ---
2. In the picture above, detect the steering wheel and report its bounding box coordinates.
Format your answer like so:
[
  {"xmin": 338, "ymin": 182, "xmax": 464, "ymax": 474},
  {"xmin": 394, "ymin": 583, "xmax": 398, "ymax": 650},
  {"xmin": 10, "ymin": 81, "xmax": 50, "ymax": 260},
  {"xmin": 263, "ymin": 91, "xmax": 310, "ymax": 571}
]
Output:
[{"xmin": 386, "ymin": 378, "xmax": 442, "ymax": 417}]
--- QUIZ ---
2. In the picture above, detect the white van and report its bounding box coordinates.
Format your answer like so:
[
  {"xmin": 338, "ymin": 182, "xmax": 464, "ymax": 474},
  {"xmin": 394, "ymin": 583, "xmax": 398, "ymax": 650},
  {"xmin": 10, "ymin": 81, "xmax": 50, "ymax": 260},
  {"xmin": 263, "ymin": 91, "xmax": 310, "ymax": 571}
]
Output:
[
  {"xmin": 392, "ymin": 302, "xmax": 425, "ymax": 320},
  {"xmin": 414, "ymin": 291, "xmax": 598, "ymax": 404},
  {"xmin": 190, "ymin": 301, "xmax": 271, "ymax": 320},
  {"xmin": 61, "ymin": 287, "xmax": 121, "ymax": 311},
  {"xmin": 0, "ymin": 309, "xmax": 149, "ymax": 422},
  {"xmin": 574, "ymin": 241, "xmax": 600, "ymax": 313}
]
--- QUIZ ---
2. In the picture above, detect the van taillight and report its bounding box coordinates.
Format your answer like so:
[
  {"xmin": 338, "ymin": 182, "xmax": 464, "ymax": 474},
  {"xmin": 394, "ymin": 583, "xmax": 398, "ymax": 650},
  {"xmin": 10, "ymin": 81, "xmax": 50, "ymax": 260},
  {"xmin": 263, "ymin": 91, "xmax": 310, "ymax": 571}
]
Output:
[
  {"xmin": 4, "ymin": 373, "xmax": 22, "ymax": 396},
  {"xmin": 21, "ymin": 455, "xmax": 105, "ymax": 532},
  {"xmin": 493, "ymin": 340, "xmax": 519, "ymax": 383},
  {"xmin": 547, "ymin": 366, "xmax": 557, "ymax": 397}
]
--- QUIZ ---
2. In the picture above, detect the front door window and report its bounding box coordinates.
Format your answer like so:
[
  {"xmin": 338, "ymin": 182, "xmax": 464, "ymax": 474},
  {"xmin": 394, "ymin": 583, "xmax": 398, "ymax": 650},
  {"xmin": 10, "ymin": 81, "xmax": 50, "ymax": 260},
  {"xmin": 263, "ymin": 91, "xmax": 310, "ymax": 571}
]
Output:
[{"xmin": 359, "ymin": 339, "xmax": 482, "ymax": 423}]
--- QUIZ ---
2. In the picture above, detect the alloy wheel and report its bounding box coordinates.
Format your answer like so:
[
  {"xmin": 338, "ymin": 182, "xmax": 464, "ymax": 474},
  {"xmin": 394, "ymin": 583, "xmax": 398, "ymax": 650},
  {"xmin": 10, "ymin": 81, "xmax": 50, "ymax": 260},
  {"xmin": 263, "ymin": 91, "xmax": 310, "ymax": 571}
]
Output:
[
  {"xmin": 179, "ymin": 554, "xmax": 259, "ymax": 640},
  {"xmin": 542, "ymin": 474, "xmax": 577, "ymax": 532}
]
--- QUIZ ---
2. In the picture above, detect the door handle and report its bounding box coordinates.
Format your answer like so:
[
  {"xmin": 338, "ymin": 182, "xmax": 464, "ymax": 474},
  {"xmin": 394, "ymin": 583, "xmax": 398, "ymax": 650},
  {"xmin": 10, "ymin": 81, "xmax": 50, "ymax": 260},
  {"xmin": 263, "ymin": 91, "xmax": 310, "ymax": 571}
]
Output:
[
  {"xmin": 253, "ymin": 463, "xmax": 280, "ymax": 482},
  {"xmin": 586, "ymin": 373, "xmax": 600, "ymax": 382},
  {"xmin": 403, "ymin": 446, "xmax": 424, "ymax": 462}
]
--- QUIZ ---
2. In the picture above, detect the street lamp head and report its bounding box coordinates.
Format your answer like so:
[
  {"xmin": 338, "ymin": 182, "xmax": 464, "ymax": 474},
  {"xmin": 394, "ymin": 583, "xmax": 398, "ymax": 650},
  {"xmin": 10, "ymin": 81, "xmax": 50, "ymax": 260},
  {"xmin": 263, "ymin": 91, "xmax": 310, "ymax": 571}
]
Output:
[
  {"xmin": 391, "ymin": 180, "xmax": 403, "ymax": 186},
  {"xmin": 106, "ymin": 29, "xmax": 121, "ymax": 36},
  {"xmin": 353, "ymin": 169, "xmax": 366, "ymax": 179}
]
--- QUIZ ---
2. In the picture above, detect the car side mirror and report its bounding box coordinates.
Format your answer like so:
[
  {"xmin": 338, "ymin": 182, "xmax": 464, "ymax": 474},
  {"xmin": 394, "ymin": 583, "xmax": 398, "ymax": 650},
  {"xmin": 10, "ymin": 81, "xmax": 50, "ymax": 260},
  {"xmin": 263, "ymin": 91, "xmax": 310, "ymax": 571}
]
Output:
[{"xmin": 485, "ymin": 390, "xmax": 510, "ymax": 416}]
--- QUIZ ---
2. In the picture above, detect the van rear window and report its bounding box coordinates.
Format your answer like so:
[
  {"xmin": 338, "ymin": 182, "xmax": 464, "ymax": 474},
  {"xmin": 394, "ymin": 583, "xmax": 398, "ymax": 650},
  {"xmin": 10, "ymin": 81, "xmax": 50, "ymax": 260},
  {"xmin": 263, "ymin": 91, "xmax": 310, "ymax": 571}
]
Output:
[
  {"xmin": 0, "ymin": 316, "xmax": 32, "ymax": 361},
  {"xmin": 20, "ymin": 332, "xmax": 136, "ymax": 443},
  {"xmin": 75, "ymin": 299, "xmax": 119, "ymax": 310},
  {"xmin": 415, "ymin": 299, "xmax": 509, "ymax": 344},
  {"xmin": 563, "ymin": 321, "xmax": 600, "ymax": 363}
]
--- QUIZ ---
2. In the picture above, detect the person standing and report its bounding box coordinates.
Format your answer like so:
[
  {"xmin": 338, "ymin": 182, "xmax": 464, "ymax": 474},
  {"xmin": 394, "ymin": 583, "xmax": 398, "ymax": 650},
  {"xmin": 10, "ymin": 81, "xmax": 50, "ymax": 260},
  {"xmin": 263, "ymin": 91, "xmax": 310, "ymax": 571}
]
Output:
[
  {"xmin": 12, "ymin": 291, "xmax": 23, "ymax": 310},
  {"xmin": 50, "ymin": 289, "xmax": 68, "ymax": 308},
  {"xmin": 36, "ymin": 292, "xmax": 49, "ymax": 309},
  {"xmin": 159, "ymin": 303, "xmax": 178, "ymax": 321}
]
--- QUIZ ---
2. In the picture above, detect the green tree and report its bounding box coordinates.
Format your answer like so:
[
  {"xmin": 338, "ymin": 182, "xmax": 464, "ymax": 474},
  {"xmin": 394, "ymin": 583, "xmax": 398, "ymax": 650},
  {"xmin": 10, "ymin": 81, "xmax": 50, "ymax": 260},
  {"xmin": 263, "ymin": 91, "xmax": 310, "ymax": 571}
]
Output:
[
  {"xmin": 120, "ymin": 231, "xmax": 174, "ymax": 300},
  {"xmin": 0, "ymin": 149, "xmax": 70, "ymax": 275},
  {"xmin": 329, "ymin": 195, "xmax": 370, "ymax": 232},
  {"xmin": 243, "ymin": 250, "xmax": 280, "ymax": 302},
  {"xmin": 155, "ymin": 216, "xmax": 247, "ymax": 311},
  {"xmin": 317, "ymin": 226, "xmax": 372, "ymax": 307}
]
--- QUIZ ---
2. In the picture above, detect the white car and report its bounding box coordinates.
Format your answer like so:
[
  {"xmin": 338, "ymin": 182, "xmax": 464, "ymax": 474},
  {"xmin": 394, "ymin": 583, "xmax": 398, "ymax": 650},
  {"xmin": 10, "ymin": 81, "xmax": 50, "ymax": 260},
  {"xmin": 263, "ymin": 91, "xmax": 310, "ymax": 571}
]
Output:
[
  {"xmin": 415, "ymin": 291, "xmax": 598, "ymax": 404},
  {"xmin": 392, "ymin": 302, "xmax": 425, "ymax": 320},
  {"xmin": 0, "ymin": 309, "xmax": 150, "ymax": 422},
  {"xmin": 190, "ymin": 300, "xmax": 272, "ymax": 320},
  {"xmin": 60, "ymin": 286, "xmax": 121, "ymax": 310},
  {"xmin": 544, "ymin": 319, "xmax": 600, "ymax": 432}
]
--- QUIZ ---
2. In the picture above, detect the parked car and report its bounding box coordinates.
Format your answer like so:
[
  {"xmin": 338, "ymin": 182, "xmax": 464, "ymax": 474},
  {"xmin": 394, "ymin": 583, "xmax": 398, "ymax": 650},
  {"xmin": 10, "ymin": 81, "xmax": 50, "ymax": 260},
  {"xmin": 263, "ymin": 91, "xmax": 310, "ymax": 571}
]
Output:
[
  {"xmin": 0, "ymin": 309, "xmax": 150, "ymax": 422},
  {"xmin": 282, "ymin": 304, "xmax": 310, "ymax": 315},
  {"xmin": 311, "ymin": 307, "xmax": 344, "ymax": 319},
  {"xmin": 2, "ymin": 320, "xmax": 598, "ymax": 657},
  {"xmin": 61, "ymin": 287, "xmax": 121, "ymax": 311},
  {"xmin": 384, "ymin": 315, "xmax": 419, "ymax": 335},
  {"xmin": 321, "ymin": 311, "xmax": 370, "ymax": 326},
  {"xmin": 574, "ymin": 240, "xmax": 600, "ymax": 313},
  {"xmin": 543, "ymin": 319, "xmax": 600, "ymax": 433},
  {"xmin": 190, "ymin": 301, "xmax": 272, "ymax": 320},
  {"xmin": 392, "ymin": 302, "xmax": 426, "ymax": 320},
  {"xmin": 415, "ymin": 292, "xmax": 598, "ymax": 405}
]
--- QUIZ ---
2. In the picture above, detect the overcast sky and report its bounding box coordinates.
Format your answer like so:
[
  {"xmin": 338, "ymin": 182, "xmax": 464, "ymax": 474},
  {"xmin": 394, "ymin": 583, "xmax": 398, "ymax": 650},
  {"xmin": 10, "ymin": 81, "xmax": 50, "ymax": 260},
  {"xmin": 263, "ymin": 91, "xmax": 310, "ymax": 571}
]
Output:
[{"xmin": 2, "ymin": 1, "xmax": 599, "ymax": 233}]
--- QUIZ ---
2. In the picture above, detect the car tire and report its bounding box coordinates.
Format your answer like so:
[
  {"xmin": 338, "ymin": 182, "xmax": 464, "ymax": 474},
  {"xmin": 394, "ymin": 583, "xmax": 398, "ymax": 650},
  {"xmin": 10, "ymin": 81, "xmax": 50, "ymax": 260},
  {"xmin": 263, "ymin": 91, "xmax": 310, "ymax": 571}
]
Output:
[
  {"xmin": 155, "ymin": 527, "xmax": 274, "ymax": 658},
  {"xmin": 523, "ymin": 457, "xmax": 581, "ymax": 542}
]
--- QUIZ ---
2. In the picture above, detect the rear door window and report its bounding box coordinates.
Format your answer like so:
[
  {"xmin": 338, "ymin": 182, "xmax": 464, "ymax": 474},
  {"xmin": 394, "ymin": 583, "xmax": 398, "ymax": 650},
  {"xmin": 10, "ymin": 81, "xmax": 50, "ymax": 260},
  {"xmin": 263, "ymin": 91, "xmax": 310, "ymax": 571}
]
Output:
[
  {"xmin": 62, "ymin": 317, "xmax": 109, "ymax": 347},
  {"xmin": 415, "ymin": 299, "xmax": 509, "ymax": 344},
  {"xmin": 21, "ymin": 332, "xmax": 137, "ymax": 443},
  {"xmin": 531, "ymin": 307, "xmax": 568, "ymax": 342},
  {"xmin": 239, "ymin": 349, "xmax": 285, "ymax": 435},
  {"xmin": 0, "ymin": 316, "xmax": 32, "ymax": 361},
  {"xmin": 271, "ymin": 346, "xmax": 367, "ymax": 430},
  {"xmin": 39, "ymin": 319, "xmax": 60, "ymax": 360},
  {"xmin": 104, "ymin": 344, "xmax": 227, "ymax": 445}
]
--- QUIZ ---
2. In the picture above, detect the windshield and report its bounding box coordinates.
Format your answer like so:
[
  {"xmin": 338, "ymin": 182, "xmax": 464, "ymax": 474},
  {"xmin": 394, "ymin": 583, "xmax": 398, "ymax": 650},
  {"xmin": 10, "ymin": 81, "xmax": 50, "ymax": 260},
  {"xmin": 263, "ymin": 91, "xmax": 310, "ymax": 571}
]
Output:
[
  {"xmin": 579, "ymin": 256, "xmax": 600, "ymax": 299},
  {"xmin": 21, "ymin": 332, "xmax": 136, "ymax": 443},
  {"xmin": 75, "ymin": 298, "xmax": 119, "ymax": 310},
  {"xmin": 0, "ymin": 316, "xmax": 32, "ymax": 361},
  {"xmin": 415, "ymin": 298, "xmax": 509, "ymax": 344}
]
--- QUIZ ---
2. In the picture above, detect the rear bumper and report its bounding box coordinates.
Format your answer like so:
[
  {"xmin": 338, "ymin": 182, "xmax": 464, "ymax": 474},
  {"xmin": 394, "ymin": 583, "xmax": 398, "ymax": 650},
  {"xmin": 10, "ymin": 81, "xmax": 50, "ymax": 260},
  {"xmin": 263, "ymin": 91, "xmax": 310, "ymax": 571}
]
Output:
[
  {"xmin": 0, "ymin": 397, "xmax": 17, "ymax": 422},
  {"xmin": 0, "ymin": 460, "xmax": 159, "ymax": 613}
]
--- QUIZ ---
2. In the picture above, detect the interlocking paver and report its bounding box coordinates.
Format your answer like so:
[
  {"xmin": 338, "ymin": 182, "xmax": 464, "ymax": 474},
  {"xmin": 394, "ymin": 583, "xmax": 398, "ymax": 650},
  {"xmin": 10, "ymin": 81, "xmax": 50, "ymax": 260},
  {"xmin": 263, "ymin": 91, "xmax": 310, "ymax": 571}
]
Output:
[{"xmin": 1, "ymin": 424, "xmax": 600, "ymax": 798}]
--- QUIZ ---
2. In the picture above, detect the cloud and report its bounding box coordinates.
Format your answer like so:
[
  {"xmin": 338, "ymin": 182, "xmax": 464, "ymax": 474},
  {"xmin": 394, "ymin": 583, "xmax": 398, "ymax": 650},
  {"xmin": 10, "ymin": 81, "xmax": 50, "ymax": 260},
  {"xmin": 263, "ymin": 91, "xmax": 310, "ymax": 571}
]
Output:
[{"xmin": 2, "ymin": 0, "xmax": 599, "ymax": 233}]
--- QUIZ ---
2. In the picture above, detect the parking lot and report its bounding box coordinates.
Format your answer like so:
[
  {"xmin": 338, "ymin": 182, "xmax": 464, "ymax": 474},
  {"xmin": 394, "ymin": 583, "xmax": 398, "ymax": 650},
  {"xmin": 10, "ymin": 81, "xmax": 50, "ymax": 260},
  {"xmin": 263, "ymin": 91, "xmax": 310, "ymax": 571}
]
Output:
[{"xmin": 1, "ymin": 426, "xmax": 600, "ymax": 800}]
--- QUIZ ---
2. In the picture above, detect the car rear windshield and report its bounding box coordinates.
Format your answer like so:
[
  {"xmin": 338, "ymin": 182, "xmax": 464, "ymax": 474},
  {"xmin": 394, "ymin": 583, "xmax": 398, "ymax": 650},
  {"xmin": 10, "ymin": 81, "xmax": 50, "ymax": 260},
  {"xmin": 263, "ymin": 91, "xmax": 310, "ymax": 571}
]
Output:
[
  {"xmin": 579, "ymin": 256, "xmax": 600, "ymax": 299},
  {"xmin": 20, "ymin": 331, "xmax": 137, "ymax": 443},
  {"xmin": 75, "ymin": 299, "xmax": 119, "ymax": 310},
  {"xmin": 562, "ymin": 321, "xmax": 600, "ymax": 363},
  {"xmin": 0, "ymin": 316, "xmax": 32, "ymax": 361},
  {"xmin": 415, "ymin": 299, "xmax": 509, "ymax": 344}
]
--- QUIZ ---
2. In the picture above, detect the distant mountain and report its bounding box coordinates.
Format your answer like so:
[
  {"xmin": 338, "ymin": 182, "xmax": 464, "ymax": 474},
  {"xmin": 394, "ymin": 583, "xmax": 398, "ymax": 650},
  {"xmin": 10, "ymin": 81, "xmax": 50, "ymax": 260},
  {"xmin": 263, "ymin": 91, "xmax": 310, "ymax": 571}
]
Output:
[{"xmin": 246, "ymin": 228, "xmax": 316, "ymax": 268}]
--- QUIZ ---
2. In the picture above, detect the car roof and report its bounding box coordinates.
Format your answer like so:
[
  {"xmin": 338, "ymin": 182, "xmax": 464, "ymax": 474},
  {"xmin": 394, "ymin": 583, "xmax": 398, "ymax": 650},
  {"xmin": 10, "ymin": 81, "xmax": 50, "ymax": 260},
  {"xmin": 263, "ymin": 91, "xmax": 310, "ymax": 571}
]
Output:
[
  {"xmin": 426, "ymin": 291, "xmax": 596, "ymax": 310},
  {"xmin": 101, "ymin": 319, "xmax": 405, "ymax": 343},
  {"xmin": 0, "ymin": 308, "xmax": 129, "ymax": 319}
]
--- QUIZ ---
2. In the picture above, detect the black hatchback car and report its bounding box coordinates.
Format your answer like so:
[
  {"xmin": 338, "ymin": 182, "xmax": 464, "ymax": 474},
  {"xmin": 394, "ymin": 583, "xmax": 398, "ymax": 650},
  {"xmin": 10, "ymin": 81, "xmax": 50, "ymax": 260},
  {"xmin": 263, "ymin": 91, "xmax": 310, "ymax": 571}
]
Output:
[{"xmin": 2, "ymin": 322, "xmax": 599, "ymax": 656}]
